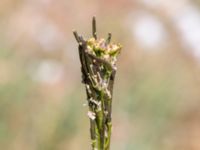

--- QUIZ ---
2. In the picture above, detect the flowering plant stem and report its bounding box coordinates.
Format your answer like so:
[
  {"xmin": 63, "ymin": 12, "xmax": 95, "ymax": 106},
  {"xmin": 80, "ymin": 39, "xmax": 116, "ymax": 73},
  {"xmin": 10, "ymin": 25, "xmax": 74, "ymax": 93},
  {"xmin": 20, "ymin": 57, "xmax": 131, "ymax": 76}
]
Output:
[{"xmin": 73, "ymin": 17, "xmax": 121, "ymax": 150}]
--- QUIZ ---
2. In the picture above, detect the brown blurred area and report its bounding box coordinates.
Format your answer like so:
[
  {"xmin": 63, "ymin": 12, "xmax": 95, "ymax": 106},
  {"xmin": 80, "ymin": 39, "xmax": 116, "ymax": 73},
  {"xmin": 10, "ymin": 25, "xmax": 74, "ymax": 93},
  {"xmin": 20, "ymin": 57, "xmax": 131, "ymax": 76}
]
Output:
[{"xmin": 1, "ymin": 0, "xmax": 200, "ymax": 150}]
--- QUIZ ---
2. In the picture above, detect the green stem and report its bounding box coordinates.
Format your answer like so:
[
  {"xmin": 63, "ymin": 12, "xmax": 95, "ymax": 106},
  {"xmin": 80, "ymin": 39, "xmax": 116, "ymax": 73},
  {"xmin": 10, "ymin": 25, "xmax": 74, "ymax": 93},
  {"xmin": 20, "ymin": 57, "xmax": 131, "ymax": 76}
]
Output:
[{"xmin": 100, "ymin": 90, "xmax": 105, "ymax": 150}]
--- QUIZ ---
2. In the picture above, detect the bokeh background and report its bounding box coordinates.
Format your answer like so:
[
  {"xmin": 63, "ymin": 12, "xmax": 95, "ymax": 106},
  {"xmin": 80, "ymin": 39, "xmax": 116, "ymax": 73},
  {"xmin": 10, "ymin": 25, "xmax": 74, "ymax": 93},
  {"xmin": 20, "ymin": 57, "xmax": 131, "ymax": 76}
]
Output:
[{"xmin": 1, "ymin": 0, "xmax": 200, "ymax": 149}]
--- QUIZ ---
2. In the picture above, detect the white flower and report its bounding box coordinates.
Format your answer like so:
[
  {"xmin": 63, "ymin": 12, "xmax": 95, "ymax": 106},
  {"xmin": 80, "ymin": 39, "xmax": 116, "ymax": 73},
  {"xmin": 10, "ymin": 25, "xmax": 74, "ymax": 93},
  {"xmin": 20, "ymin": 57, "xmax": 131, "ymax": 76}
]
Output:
[{"xmin": 87, "ymin": 111, "xmax": 96, "ymax": 120}]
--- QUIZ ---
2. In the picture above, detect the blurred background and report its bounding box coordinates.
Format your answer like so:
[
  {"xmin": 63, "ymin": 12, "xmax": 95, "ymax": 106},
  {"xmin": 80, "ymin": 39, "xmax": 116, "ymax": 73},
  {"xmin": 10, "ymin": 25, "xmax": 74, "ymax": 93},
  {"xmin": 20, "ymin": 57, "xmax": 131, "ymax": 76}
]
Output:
[{"xmin": 1, "ymin": 0, "xmax": 200, "ymax": 149}]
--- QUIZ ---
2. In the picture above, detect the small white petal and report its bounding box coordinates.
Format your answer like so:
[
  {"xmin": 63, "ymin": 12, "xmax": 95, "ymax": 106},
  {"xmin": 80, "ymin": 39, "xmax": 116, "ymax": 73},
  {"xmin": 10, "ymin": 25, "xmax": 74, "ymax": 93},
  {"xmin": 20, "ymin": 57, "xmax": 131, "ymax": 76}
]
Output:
[{"xmin": 87, "ymin": 111, "xmax": 96, "ymax": 120}]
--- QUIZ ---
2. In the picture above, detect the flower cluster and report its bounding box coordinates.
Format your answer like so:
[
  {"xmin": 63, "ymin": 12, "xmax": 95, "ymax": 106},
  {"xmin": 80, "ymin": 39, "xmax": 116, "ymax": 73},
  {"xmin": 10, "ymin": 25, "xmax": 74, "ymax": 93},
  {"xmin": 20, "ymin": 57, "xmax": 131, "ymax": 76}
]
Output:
[{"xmin": 86, "ymin": 38, "xmax": 122, "ymax": 65}]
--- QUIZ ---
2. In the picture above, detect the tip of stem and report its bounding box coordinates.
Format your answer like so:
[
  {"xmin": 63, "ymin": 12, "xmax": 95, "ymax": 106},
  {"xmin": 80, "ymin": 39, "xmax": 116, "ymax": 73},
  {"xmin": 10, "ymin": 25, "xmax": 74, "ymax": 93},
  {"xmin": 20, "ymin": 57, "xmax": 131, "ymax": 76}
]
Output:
[
  {"xmin": 73, "ymin": 30, "xmax": 80, "ymax": 43},
  {"xmin": 106, "ymin": 33, "xmax": 112, "ymax": 45},
  {"xmin": 92, "ymin": 16, "xmax": 97, "ymax": 40}
]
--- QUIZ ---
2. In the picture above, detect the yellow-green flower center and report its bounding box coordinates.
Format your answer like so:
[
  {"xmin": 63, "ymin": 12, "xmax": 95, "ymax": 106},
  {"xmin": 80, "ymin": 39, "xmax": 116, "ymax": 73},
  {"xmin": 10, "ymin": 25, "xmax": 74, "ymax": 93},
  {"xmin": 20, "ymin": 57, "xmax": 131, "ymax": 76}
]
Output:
[{"xmin": 86, "ymin": 38, "xmax": 122, "ymax": 62}]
